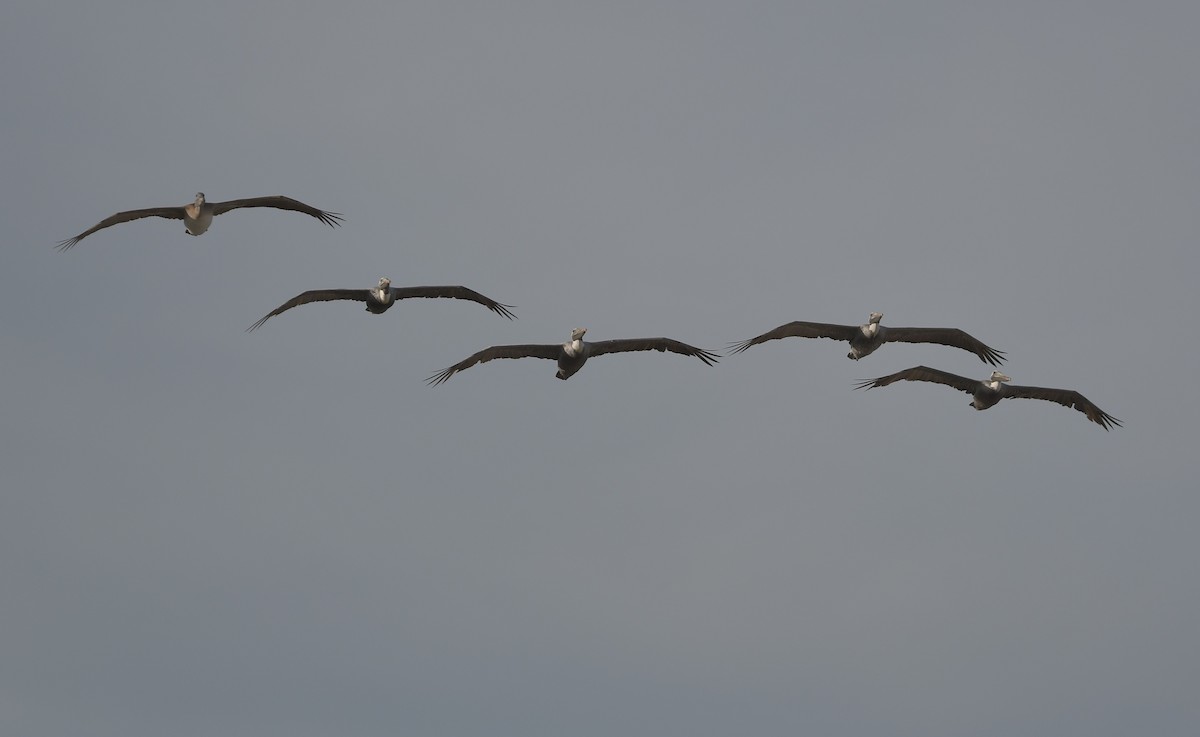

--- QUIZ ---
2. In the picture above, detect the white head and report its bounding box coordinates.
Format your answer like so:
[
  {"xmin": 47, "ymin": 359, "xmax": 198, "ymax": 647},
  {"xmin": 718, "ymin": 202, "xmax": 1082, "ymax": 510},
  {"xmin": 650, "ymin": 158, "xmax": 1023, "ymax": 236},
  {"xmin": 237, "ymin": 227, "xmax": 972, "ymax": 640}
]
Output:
[
  {"xmin": 990, "ymin": 371, "xmax": 1012, "ymax": 383},
  {"xmin": 377, "ymin": 277, "xmax": 391, "ymax": 289},
  {"xmin": 868, "ymin": 311, "xmax": 883, "ymax": 324},
  {"xmin": 570, "ymin": 327, "xmax": 587, "ymax": 341},
  {"xmin": 194, "ymin": 192, "xmax": 206, "ymax": 205}
]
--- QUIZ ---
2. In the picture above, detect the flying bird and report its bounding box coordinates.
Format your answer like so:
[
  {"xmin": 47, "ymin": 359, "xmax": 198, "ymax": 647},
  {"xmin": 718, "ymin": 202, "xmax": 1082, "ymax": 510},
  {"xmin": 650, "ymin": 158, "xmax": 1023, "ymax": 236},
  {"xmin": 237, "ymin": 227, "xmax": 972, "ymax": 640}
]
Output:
[
  {"xmin": 427, "ymin": 327, "xmax": 720, "ymax": 385},
  {"xmin": 730, "ymin": 312, "xmax": 1005, "ymax": 365},
  {"xmin": 854, "ymin": 366, "xmax": 1122, "ymax": 430},
  {"xmin": 57, "ymin": 192, "xmax": 343, "ymax": 250},
  {"xmin": 247, "ymin": 277, "xmax": 515, "ymax": 331}
]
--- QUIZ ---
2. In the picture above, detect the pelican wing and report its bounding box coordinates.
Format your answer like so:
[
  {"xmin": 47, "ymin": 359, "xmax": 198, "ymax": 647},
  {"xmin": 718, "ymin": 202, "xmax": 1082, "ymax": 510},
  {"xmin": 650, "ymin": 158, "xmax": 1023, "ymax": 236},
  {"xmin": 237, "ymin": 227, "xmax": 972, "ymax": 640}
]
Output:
[
  {"xmin": 1003, "ymin": 384, "xmax": 1122, "ymax": 430},
  {"xmin": 56, "ymin": 206, "xmax": 187, "ymax": 250},
  {"xmin": 854, "ymin": 365, "xmax": 980, "ymax": 393},
  {"xmin": 246, "ymin": 289, "xmax": 370, "ymax": 331},
  {"xmin": 882, "ymin": 327, "xmax": 1006, "ymax": 366},
  {"xmin": 427, "ymin": 344, "xmax": 563, "ymax": 385},
  {"xmin": 728, "ymin": 321, "xmax": 859, "ymax": 354},
  {"xmin": 209, "ymin": 196, "xmax": 344, "ymax": 227},
  {"xmin": 587, "ymin": 338, "xmax": 720, "ymax": 365},
  {"xmin": 390, "ymin": 286, "xmax": 516, "ymax": 319}
]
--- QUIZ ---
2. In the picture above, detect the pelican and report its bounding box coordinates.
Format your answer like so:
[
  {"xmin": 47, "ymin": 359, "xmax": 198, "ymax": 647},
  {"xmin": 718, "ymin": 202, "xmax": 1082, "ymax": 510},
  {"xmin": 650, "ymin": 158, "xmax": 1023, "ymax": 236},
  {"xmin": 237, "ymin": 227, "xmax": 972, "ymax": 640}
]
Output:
[
  {"xmin": 248, "ymin": 278, "xmax": 515, "ymax": 331},
  {"xmin": 57, "ymin": 192, "xmax": 343, "ymax": 250},
  {"xmin": 730, "ymin": 312, "xmax": 1005, "ymax": 365},
  {"xmin": 854, "ymin": 366, "xmax": 1122, "ymax": 430},
  {"xmin": 427, "ymin": 328, "xmax": 720, "ymax": 384}
]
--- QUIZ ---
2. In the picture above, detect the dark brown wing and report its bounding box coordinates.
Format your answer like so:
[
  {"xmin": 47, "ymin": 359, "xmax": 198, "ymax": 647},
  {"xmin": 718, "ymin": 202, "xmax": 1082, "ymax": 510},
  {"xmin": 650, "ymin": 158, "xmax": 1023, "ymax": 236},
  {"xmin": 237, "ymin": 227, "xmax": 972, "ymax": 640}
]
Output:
[
  {"xmin": 209, "ymin": 196, "xmax": 344, "ymax": 227},
  {"xmin": 854, "ymin": 365, "xmax": 980, "ymax": 393},
  {"xmin": 728, "ymin": 321, "xmax": 859, "ymax": 354},
  {"xmin": 1003, "ymin": 384, "xmax": 1123, "ymax": 430},
  {"xmin": 587, "ymin": 338, "xmax": 720, "ymax": 365},
  {"xmin": 389, "ymin": 286, "xmax": 516, "ymax": 319},
  {"xmin": 246, "ymin": 289, "xmax": 370, "ymax": 331},
  {"xmin": 882, "ymin": 327, "xmax": 1006, "ymax": 366},
  {"xmin": 56, "ymin": 206, "xmax": 187, "ymax": 251},
  {"xmin": 427, "ymin": 344, "xmax": 563, "ymax": 385}
]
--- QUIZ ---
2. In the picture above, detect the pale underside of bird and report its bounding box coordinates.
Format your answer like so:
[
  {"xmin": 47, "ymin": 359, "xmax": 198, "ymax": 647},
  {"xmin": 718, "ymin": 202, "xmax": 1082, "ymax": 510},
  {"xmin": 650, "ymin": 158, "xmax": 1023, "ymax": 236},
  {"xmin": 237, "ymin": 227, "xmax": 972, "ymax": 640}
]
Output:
[
  {"xmin": 246, "ymin": 277, "xmax": 516, "ymax": 331},
  {"xmin": 427, "ymin": 327, "xmax": 720, "ymax": 385},
  {"xmin": 854, "ymin": 366, "xmax": 1122, "ymax": 430},
  {"xmin": 57, "ymin": 192, "xmax": 343, "ymax": 250},
  {"xmin": 730, "ymin": 312, "xmax": 1005, "ymax": 365}
]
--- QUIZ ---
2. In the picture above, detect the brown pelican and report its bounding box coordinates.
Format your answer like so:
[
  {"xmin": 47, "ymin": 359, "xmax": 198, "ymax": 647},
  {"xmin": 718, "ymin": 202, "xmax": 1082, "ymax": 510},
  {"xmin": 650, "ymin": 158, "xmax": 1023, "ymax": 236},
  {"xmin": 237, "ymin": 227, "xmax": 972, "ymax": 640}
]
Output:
[
  {"xmin": 730, "ymin": 312, "xmax": 1005, "ymax": 365},
  {"xmin": 855, "ymin": 366, "xmax": 1122, "ymax": 430},
  {"xmin": 427, "ymin": 328, "xmax": 720, "ymax": 384},
  {"xmin": 57, "ymin": 192, "xmax": 343, "ymax": 250},
  {"xmin": 248, "ymin": 278, "xmax": 515, "ymax": 331}
]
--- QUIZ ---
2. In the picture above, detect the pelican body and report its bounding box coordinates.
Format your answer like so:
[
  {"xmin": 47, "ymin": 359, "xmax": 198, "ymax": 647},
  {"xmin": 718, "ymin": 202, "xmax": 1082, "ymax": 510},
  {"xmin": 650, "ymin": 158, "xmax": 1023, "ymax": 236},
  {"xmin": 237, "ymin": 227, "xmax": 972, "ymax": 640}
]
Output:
[
  {"xmin": 57, "ymin": 192, "xmax": 343, "ymax": 250},
  {"xmin": 847, "ymin": 312, "xmax": 886, "ymax": 360},
  {"xmin": 556, "ymin": 327, "xmax": 590, "ymax": 379},
  {"xmin": 364, "ymin": 279, "xmax": 395, "ymax": 313},
  {"xmin": 182, "ymin": 192, "xmax": 216, "ymax": 236},
  {"xmin": 427, "ymin": 327, "xmax": 720, "ymax": 385},
  {"xmin": 247, "ymin": 277, "xmax": 515, "ymax": 331},
  {"xmin": 855, "ymin": 366, "xmax": 1122, "ymax": 430},
  {"xmin": 968, "ymin": 371, "xmax": 1015, "ymax": 411},
  {"xmin": 731, "ymin": 312, "xmax": 1005, "ymax": 366}
]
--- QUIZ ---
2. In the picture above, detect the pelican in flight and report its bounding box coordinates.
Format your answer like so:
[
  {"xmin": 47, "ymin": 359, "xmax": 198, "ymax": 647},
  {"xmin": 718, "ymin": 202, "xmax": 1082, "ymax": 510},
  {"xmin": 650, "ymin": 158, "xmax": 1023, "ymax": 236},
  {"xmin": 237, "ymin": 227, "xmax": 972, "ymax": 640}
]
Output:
[
  {"xmin": 855, "ymin": 366, "xmax": 1122, "ymax": 430},
  {"xmin": 730, "ymin": 312, "xmax": 1005, "ymax": 365},
  {"xmin": 427, "ymin": 328, "xmax": 720, "ymax": 384},
  {"xmin": 248, "ymin": 278, "xmax": 515, "ymax": 331},
  {"xmin": 57, "ymin": 192, "xmax": 343, "ymax": 250}
]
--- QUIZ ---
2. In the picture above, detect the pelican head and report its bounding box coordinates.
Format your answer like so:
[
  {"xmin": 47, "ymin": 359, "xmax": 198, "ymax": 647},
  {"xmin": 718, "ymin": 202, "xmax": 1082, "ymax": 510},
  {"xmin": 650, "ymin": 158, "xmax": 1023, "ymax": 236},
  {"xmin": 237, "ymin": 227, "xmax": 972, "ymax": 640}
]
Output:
[
  {"xmin": 570, "ymin": 327, "xmax": 587, "ymax": 341},
  {"xmin": 991, "ymin": 371, "xmax": 1012, "ymax": 383},
  {"xmin": 868, "ymin": 311, "xmax": 883, "ymax": 324},
  {"xmin": 378, "ymin": 277, "xmax": 391, "ymax": 289},
  {"xmin": 194, "ymin": 192, "xmax": 206, "ymax": 205}
]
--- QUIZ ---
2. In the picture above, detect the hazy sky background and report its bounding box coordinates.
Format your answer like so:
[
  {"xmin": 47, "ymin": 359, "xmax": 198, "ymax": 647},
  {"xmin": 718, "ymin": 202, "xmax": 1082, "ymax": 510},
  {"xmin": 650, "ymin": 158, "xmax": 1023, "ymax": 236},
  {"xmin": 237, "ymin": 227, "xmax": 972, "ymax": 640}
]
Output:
[{"xmin": 2, "ymin": 2, "xmax": 1197, "ymax": 735}]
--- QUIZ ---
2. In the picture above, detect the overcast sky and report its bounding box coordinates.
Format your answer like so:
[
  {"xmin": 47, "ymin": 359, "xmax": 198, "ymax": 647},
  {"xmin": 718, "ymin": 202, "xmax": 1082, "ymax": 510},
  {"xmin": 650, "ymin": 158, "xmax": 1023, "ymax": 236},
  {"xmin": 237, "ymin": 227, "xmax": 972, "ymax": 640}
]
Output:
[{"xmin": 2, "ymin": 2, "xmax": 1198, "ymax": 736}]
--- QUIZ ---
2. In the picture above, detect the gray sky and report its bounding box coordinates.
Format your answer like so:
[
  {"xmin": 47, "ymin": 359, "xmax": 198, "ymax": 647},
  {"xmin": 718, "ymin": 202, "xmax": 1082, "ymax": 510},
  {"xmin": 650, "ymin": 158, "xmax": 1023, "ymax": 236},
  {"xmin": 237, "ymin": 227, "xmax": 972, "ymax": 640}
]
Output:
[{"xmin": 2, "ymin": 2, "xmax": 1197, "ymax": 735}]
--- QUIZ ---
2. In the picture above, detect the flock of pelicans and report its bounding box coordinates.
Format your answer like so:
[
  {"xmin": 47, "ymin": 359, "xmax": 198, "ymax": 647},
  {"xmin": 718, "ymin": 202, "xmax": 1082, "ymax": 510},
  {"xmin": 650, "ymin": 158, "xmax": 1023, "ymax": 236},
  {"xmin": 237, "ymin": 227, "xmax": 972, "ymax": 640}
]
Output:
[{"xmin": 58, "ymin": 192, "xmax": 1122, "ymax": 430}]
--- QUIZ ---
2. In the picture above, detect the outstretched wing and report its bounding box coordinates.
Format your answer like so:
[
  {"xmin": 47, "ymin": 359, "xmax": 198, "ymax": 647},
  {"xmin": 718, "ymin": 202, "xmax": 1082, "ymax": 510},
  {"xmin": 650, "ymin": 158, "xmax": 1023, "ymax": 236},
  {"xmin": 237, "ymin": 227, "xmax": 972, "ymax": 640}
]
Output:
[
  {"xmin": 854, "ymin": 365, "xmax": 980, "ymax": 394},
  {"xmin": 427, "ymin": 344, "xmax": 563, "ymax": 385},
  {"xmin": 57, "ymin": 206, "xmax": 187, "ymax": 251},
  {"xmin": 209, "ymin": 196, "xmax": 344, "ymax": 227},
  {"xmin": 587, "ymin": 337, "xmax": 720, "ymax": 365},
  {"xmin": 1003, "ymin": 384, "xmax": 1122, "ymax": 430},
  {"xmin": 390, "ymin": 286, "xmax": 516, "ymax": 319},
  {"xmin": 728, "ymin": 321, "xmax": 859, "ymax": 354},
  {"xmin": 882, "ymin": 326, "xmax": 1006, "ymax": 366},
  {"xmin": 246, "ymin": 289, "xmax": 370, "ymax": 331}
]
